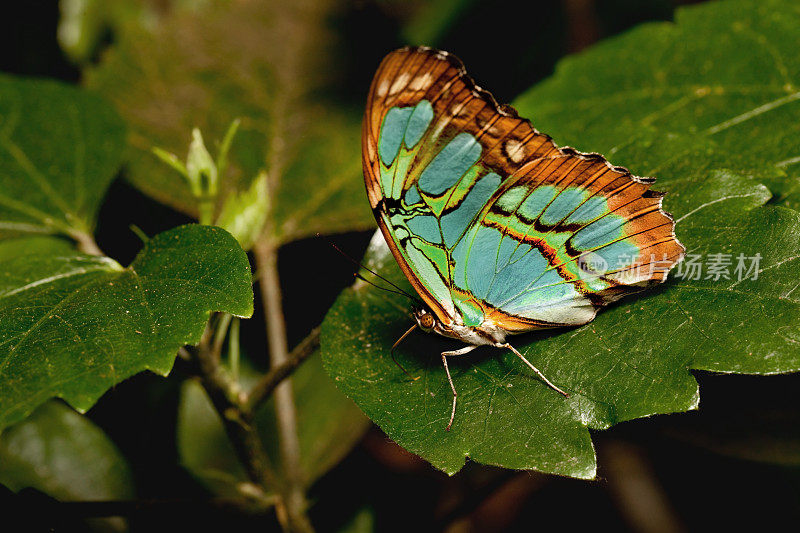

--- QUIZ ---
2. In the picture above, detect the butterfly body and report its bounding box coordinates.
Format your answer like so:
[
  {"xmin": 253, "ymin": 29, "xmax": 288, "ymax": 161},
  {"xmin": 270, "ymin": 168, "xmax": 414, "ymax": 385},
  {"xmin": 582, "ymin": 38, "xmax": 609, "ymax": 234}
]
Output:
[
  {"xmin": 411, "ymin": 306, "xmax": 506, "ymax": 346},
  {"xmin": 363, "ymin": 47, "xmax": 684, "ymax": 429}
]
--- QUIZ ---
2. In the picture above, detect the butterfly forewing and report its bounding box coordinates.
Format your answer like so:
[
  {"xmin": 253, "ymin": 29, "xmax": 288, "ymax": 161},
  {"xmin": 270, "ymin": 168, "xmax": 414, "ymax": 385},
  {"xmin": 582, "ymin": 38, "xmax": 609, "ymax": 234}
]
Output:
[{"xmin": 363, "ymin": 47, "xmax": 684, "ymax": 333}]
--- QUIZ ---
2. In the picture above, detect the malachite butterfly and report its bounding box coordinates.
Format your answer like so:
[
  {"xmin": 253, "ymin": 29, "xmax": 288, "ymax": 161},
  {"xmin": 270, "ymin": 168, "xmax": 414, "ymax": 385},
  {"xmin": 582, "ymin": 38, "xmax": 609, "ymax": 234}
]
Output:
[{"xmin": 362, "ymin": 46, "xmax": 685, "ymax": 430}]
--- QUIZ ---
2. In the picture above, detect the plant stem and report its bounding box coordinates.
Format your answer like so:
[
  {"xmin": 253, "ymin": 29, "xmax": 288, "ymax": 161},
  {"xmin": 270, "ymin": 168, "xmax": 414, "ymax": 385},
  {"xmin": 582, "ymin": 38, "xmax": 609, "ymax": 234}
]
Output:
[
  {"xmin": 199, "ymin": 199, "xmax": 214, "ymax": 225},
  {"xmin": 253, "ymin": 237, "xmax": 313, "ymax": 533},
  {"xmin": 72, "ymin": 230, "xmax": 103, "ymax": 256},
  {"xmin": 245, "ymin": 326, "xmax": 320, "ymax": 414},
  {"xmin": 185, "ymin": 345, "xmax": 278, "ymax": 493},
  {"xmin": 212, "ymin": 313, "xmax": 233, "ymax": 363},
  {"xmin": 229, "ymin": 317, "xmax": 241, "ymax": 381}
]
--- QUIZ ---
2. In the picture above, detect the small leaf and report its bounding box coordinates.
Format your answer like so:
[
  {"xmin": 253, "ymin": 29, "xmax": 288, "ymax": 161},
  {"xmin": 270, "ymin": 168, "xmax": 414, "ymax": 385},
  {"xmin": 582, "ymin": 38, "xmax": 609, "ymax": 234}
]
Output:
[
  {"xmin": 186, "ymin": 128, "xmax": 218, "ymax": 197},
  {"xmin": 216, "ymin": 171, "xmax": 270, "ymax": 251},
  {"xmin": 321, "ymin": 0, "xmax": 800, "ymax": 478},
  {"xmin": 215, "ymin": 118, "xmax": 241, "ymax": 178},
  {"xmin": 151, "ymin": 146, "xmax": 188, "ymax": 179},
  {"xmin": 0, "ymin": 400, "xmax": 134, "ymax": 501},
  {"xmin": 0, "ymin": 225, "xmax": 253, "ymax": 432},
  {"xmin": 0, "ymin": 74, "xmax": 125, "ymax": 238},
  {"xmin": 177, "ymin": 354, "xmax": 369, "ymax": 495}
]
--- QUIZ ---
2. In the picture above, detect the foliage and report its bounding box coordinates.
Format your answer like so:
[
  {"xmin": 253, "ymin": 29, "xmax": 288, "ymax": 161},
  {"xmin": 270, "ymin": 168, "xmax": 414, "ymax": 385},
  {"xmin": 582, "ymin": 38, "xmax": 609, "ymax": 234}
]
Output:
[
  {"xmin": 0, "ymin": 225, "xmax": 253, "ymax": 431},
  {"xmin": 84, "ymin": 0, "xmax": 375, "ymax": 244},
  {"xmin": 0, "ymin": 400, "xmax": 134, "ymax": 500},
  {"xmin": 177, "ymin": 355, "xmax": 369, "ymax": 496},
  {"xmin": 0, "ymin": 74, "xmax": 124, "ymax": 239},
  {"xmin": 514, "ymin": 0, "xmax": 800, "ymax": 209},
  {"xmin": 0, "ymin": 400, "xmax": 134, "ymax": 531},
  {"xmin": 1, "ymin": 0, "xmax": 799, "ymax": 529}
]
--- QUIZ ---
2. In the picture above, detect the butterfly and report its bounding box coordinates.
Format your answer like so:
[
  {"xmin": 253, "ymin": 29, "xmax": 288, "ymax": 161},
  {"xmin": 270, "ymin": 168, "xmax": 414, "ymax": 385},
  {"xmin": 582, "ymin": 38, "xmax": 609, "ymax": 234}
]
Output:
[{"xmin": 362, "ymin": 46, "xmax": 685, "ymax": 430}]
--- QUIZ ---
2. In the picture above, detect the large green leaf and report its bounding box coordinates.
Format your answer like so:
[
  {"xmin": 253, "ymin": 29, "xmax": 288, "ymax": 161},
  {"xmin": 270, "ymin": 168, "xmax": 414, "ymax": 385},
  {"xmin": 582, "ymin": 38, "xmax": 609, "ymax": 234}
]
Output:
[
  {"xmin": 177, "ymin": 354, "xmax": 368, "ymax": 496},
  {"xmin": 0, "ymin": 74, "xmax": 125, "ymax": 238},
  {"xmin": 0, "ymin": 400, "xmax": 134, "ymax": 531},
  {"xmin": 321, "ymin": 0, "xmax": 800, "ymax": 478},
  {"xmin": 83, "ymin": 0, "xmax": 374, "ymax": 244},
  {"xmin": 0, "ymin": 400, "xmax": 134, "ymax": 500},
  {"xmin": 0, "ymin": 225, "xmax": 253, "ymax": 432},
  {"xmin": 513, "ymin": 0, "xmax": 800, "ymax": 208}
]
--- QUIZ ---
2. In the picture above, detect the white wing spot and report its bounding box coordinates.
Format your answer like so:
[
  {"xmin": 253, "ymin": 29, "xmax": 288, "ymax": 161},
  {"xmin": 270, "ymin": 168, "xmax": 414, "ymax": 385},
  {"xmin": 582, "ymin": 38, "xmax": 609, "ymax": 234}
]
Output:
[
  {"xmin": 377, "ymin": 79, "xmax": 389, "ymax": 97},
  {"xmin": 410, "ymin": 73, "xmax": 433, "ymax": 92},
  {"xmin": 450, "ymin": 103, "xmax": 465, "ymax": 117},
  {"xmin": 484, "ymin": 121, "xmax": 501, "ymax": 137},
  {"xmin": 505, "ymin": 139, "xmax": 526, "ymax": 163},
  {"xmin": 366, "ymin": 137, "xmax": 376, "ymax": 160},
  {"xmin": 389, "ymin": 73, "xmax": 410, "ymax": 95}
]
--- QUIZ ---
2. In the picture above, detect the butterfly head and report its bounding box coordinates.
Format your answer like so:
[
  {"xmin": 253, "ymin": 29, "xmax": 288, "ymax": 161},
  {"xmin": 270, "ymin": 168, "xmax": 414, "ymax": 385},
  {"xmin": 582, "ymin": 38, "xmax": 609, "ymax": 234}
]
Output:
[
  {"xmin": 412, "ymin": 305, "xmax": 494, "ymax": 345},
  {"xmin": 412, "ymin": 307, "xmax": 438, "ymax": 333},
  {"xmin": 414, "ymin": 306, "xmax": 470, "ymax": 340}
]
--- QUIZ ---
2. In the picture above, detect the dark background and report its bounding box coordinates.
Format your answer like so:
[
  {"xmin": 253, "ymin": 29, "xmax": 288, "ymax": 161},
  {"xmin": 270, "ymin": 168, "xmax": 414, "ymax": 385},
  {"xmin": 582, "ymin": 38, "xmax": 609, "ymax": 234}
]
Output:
[{"xmin": 1, "ymin": 1, "xmax": 799, "ymax": 531}]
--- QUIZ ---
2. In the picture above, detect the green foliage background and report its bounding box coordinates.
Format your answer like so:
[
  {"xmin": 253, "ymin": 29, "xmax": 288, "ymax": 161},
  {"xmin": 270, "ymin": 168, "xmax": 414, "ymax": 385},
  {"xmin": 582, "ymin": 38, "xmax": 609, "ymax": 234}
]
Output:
[{"xmin": 0, "ymin": 0, "xmax": 799, "ymax": 528}]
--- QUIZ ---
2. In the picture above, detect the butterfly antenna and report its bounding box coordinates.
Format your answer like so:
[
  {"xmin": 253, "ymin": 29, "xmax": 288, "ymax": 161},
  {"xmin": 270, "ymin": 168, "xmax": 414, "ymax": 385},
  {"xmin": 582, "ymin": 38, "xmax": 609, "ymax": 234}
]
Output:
[
  {"xmin": 390, "ymin": 323, "xmax": 420, "ymax": 381},
  {"xmin": 353, "ymin": 272, "xmax": 414, "ymax": 301},
  {"xmin": 321, "ymin": 235, "xmax": 418, "ymax": 302}
]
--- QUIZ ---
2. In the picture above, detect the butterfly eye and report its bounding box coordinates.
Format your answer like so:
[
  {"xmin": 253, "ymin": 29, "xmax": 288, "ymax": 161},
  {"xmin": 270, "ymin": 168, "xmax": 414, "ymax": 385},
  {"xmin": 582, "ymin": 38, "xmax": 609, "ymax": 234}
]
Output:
[{"xmin": 419, "ymin": 312, "xmax": 435, "ymax": 329}]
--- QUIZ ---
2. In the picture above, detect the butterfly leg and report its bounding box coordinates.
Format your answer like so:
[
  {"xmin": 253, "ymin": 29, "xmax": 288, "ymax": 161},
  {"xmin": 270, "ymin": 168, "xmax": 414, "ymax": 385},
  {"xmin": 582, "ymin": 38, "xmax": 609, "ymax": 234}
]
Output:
[
  {"xmin": 496, "ymin": 343, "xmax": 570, "ymax": 398},
  {"xmin": 441, "ymin": 345, "xmax": 477, "ymax": 431}
]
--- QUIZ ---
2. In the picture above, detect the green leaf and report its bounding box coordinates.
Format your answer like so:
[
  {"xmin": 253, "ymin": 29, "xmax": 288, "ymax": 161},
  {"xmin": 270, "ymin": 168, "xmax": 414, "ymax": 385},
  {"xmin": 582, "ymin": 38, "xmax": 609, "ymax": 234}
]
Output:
[
  {"xmin": 0, "ymin": 225, "xmax": 253, "ymax": 432},
  {"xmin": 186, "ymin": 128, "xmax": 218, "ymax": 198},
  {"xmin": 216, "ymin": 171, "xmax": 270, "ymax": 251},
  {"xmin": 321, "ymin": 0, "xmax": 800, "ymax": 478},
  {"xmin": 177, "ymin": 354, "xmax": 368, "ymax": 496},
  {"xmin": 84, "ymin": 0, "xmax": 374, "ymax": 244},
  {"xmin": 0, "ymin": 400, "xmax": 133, "ymax": 531},
  {"xmin": 513, "ymin": 0, "xmax": 800, "ymax": 209},
  {"xmin": 0, "ymin": 400, "xmax": 134, "ymax": 500},
  {"xmin": 0, "ymin": 74, "xmax": 125, "ymax": 238}
]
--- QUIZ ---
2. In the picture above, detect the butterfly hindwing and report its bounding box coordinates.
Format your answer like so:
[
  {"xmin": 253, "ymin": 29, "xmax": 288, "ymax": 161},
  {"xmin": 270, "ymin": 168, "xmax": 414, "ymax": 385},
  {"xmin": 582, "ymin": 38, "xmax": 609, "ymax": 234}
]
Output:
[
  {"xmin": 466, "ymin": 153, "xmax": 683, "ymax": 332},
  {"xmin": 363, "ymin": 47, "xmax": 684, "ymax": 332}
]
